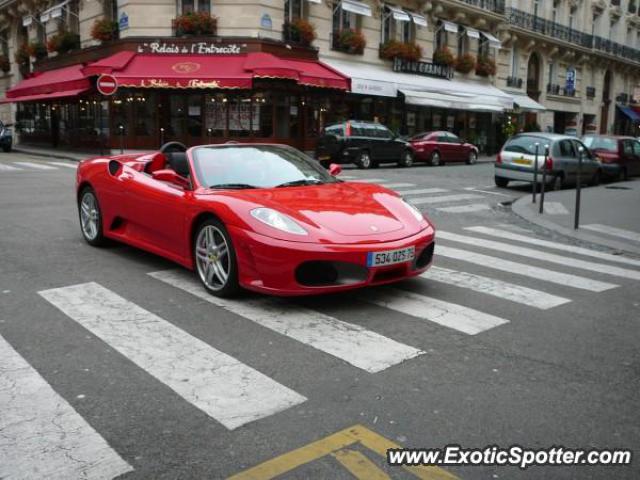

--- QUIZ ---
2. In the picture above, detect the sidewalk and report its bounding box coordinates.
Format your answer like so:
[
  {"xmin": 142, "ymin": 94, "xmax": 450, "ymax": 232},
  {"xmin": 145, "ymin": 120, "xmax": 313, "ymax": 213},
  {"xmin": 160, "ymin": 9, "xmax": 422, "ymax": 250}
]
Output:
[
  {"xmin": 14, "ymin": 144, "xmax": 149, "ymax": 162},
  {"xmin": 512, "ymin": 179, "xmax": 640, "ymax": 256}
]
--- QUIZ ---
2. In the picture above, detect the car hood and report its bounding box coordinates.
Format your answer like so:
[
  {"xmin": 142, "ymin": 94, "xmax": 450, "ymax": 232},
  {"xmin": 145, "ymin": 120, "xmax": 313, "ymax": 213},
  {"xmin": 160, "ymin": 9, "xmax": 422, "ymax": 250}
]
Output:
[{"xmin": 204, "ymin": 182, "xmax": 426, "ymax": 243}]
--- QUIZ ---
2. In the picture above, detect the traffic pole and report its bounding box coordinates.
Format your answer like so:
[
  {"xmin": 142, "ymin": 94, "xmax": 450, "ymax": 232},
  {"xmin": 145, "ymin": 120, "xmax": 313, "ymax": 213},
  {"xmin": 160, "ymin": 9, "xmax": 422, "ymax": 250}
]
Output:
[
  {"xmin": 539, "ymin": 144, "xmax": 549, "ymax": 214},
  {"xmin": 574, "ymin": 147, "xmax": 583, "ymax": 229},
  {"xmin": 532, "ymin": 143, "xmax": 539, "ymax": 203}
]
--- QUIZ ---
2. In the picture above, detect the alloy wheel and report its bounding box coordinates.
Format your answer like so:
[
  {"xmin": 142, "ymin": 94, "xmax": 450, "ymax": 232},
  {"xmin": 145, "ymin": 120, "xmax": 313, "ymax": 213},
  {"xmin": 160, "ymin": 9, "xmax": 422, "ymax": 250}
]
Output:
[
  {"xmin": 195, "ymin": 225, "xmax": 230, "ymax": 291},
  {"xmin": 80, "ymin": 192, "xmax": 99, "ymax": 241}
]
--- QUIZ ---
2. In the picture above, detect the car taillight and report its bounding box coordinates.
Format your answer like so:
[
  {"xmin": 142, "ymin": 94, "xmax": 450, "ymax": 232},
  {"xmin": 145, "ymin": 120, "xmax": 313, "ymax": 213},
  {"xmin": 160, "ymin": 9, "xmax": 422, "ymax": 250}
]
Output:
[
  {"xmin": 545, "ymin": 157, "xmax": 553, "ymax": 170},
  {"xmin": 345, "ymin": 121, "xmax": 351, "ymax": 137},
  {"xmin": 496, "ymin": 152, "xmax": 502, "ymax": 164}
]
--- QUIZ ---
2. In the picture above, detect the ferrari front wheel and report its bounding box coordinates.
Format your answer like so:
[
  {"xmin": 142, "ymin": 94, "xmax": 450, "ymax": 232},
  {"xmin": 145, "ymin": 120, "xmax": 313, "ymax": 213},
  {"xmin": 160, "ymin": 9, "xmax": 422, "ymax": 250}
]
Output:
[
  {"xmin": 78, "ymin": 187, "xmax": 106, "ymax": 246},
  {"xmin": 194, "ymin": 219, "xmax": 240, "ymax": 297}
]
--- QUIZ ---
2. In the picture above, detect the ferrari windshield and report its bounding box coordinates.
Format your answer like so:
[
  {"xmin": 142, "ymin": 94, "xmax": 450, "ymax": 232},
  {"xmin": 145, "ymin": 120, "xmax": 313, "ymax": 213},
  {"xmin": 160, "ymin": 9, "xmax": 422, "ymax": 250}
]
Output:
[{"xmin": 192, "ymin": 145, "xmax": 337, "ymax": 189}]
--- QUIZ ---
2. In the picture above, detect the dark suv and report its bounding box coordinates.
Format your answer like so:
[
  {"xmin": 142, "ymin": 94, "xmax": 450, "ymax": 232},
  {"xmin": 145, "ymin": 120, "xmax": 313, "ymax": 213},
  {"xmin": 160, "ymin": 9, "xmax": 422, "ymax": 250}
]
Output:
[{"xmin": 315, "ymin": 121, "xmax": 414, "ymax": 169}]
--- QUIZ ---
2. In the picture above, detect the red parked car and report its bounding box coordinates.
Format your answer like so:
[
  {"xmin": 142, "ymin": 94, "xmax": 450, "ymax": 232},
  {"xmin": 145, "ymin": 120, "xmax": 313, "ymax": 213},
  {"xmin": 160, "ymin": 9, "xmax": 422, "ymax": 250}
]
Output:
[
  {"xmin": 582, "ymin": 135, "xmax": 640, "ymax": 180},
  {"xmin": 76, "ymin": 142, "xmax": 435, "ymax": 297},
  {"xmin": 409, "ymin": 131, "xmax": 479, "ymax": 166}
]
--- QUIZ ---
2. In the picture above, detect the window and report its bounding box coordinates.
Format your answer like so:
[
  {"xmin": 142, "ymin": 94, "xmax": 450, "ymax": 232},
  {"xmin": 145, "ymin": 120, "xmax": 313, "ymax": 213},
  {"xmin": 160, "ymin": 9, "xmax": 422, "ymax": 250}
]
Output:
[
  {"xmin": 582, "ymin": 136, "xmax": 617, "ymax": 152},
  {"xmin": 504, "ymin": 135, "xmax": 545, "ymax": 154},
  {"xmin": 622, "ymin": 140, "xmax": 633, "ymax": 156},
  {"xmin": 558, "ymin": 139, "xmax": 576, "ymax": 157},
  {"xmin": 478, "ymin": 37, "xmax": 489, "ymax": 58},
  {"xmin": 399, "ymin": 19, "xmax": 413, "ymax": 43},
  {"xmin": 284, "ymin": 0, "xmax": 303, "ymax": 23},
  {"xmin": 568, "ymin": 7, "xmax": 576, "ymax": 30},
  {"xmin": 548, "ymin": 62, "xmax": 556, "ymax": 85},
  {"xmin": 457, "ymin": 27, "xmax": 468, "ymax": 57},
  {"xmin": 0, "ymin": 30, "xmax": 8, "ymax": 58},
  {"xmin": 435, "ymin": 23, "xmax": 447, "ymax": 51},
  {"xmin": 63, "ymin": 0, "xmax": 80, "ymax": 34},
  {"xmin": 333, "ymin": 3, "xmax": 355, "ymax": 31},
  {"xmin": 511, "ymin": 46, "xmax": 519, "ymax": 77},
  {"xmin": 533, "ymin": 0, "xmax": 541, "ymax": 17},
  {"xmin": 633, "ymin": 141, "xmax": 640, "ymax": 156},
  {"xmin": 180, "ymin": 0, "xmax": 210, "ymax": 14},
  {"xmin": 381, "ymin": 10, "xmax": 392, "ymax": 43}
]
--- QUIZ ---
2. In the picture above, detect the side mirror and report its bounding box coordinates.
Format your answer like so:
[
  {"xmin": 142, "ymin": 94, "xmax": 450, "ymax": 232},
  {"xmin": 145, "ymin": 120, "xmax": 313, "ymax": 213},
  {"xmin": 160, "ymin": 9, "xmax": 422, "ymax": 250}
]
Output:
[
  {"xmin": 152, "ymin": 169, "xmax": 189, "ymax": 188},
  {"xmin": 329, "ymin": 163, "xmax": 342, "ymax": 177}
]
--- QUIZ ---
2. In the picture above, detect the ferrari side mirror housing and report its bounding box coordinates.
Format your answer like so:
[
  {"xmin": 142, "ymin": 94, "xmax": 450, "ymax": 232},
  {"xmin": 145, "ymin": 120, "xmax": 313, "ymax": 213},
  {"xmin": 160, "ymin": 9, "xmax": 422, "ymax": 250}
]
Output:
[
  {"xmin": 329, "ymin": 163, "xmax": 342, "ymax": 177},
  {"xmin": 152, "ymin": 168, "xmax": 190, "ymax": 188}
]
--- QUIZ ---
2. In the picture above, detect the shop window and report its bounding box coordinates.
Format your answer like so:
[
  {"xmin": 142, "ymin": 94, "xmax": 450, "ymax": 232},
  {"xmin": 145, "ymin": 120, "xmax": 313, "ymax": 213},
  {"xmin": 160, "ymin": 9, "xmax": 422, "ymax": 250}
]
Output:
[
  {"xmin": 228, "ymin": 96, "xmax": 254, "ymax": 138},
  {"xmin": 204, "ymin": 94, "xmax": 228, "ymax": 137},
  {"xmin": 168, "ymin": 95, "xmax": 185, "ymax": 138},
  {"xmin": 180, "ymin": 0, "xmax": 210, "ymax": 14},
  {"xmin": 187, "ymin": 94, "xmax": 203, "ymax": 138},
  {"xmin": 133, "ymin": 93, "xmax": 155, "ymax": 137},
  {"xmin": 274, "ymin": 94, "xmax": 299, "ymax": 139},
  {"xmin": 285, "ymin": 0, "xmax": 303, "ymax": 23},
  {"xmin": 255, "ymin": 93, "xmax": 273, "ymax": 138},
  {"xmin": 111, "ymin": 95, "xmax": 130, "ymax": 136}
]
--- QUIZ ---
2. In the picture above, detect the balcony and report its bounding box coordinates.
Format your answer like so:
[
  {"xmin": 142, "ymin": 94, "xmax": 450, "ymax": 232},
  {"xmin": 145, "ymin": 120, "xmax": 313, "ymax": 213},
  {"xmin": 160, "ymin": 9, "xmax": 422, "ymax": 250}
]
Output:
[
  {"xmin": 586, "ymin": 86, "xmax": 596, "ymax": 99},
  {"xmin": 506, "ymin": 76, "xmax": 523, "ymax": 88},
  {"xmin": 562, "ymin": 87, "xmax": 576, "ymax": 97},
  {"xmin": 458, "ymin": 0, "xmax": 506, "ymax": 14},
  {"xmin": 547, "ymin": 83, "xmax": 561, "ymax": 95}
]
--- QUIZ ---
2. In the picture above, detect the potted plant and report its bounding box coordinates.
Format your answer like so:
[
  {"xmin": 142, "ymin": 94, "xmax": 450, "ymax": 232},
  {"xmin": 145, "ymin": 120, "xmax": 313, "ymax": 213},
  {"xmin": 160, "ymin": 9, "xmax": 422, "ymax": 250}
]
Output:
[
  {"xmin": 455, "ymin": 53, "xmax": 476, "ymax": 74},
  {"xmin": 173, "ymin": 11, "xmax": 217, "ymax": 36},
  {"xmin": 335, "ymin": 28, "xmax": 366, "ymax": 54},
  {"xmin": 284, "ymin": 18, "xmax": 316, "ymax": 46},
  {"xmin": 433, "ymin": 47, "xmax": 455, "ymax": 66},
  {"xmin": 27, "ymin": 42, "xmax": 48, "ymax": 60},
  {"xmin": 47, "ymin": 30, "xmax": 80, "ymax": 54},
  {"xmin": 91, "ymin": 18, "xmax": 119, "ymax": 42},
  {"xmin": 381, "ymin": 40, "xmax": 422, "ymax": 61},
  {"xmin": 0, "ymin": 55, "xmax": 10, "ymax": 74},
  {"xmin": 475, "ymin": 55, "xmax": 497, "ymax": 76}
]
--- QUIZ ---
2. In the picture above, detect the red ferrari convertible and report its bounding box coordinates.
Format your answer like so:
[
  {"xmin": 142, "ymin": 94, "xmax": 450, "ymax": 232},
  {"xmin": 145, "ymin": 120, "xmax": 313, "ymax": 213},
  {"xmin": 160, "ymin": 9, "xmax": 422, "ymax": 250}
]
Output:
[{"xmin": 76, "ymin": 142, "xmax": 435, "ymax": 297}]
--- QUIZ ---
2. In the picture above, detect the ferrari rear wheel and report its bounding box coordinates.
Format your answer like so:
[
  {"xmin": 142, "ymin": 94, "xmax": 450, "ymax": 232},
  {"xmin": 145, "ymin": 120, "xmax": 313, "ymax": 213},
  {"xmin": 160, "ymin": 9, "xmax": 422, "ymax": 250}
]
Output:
[
  {"xmin": 194, "ymin": 219, "xmax": 240, "ymax": 297},
  {"xmin": 78, "ymin": 187, "xmax": 106, "ymax": 246}
]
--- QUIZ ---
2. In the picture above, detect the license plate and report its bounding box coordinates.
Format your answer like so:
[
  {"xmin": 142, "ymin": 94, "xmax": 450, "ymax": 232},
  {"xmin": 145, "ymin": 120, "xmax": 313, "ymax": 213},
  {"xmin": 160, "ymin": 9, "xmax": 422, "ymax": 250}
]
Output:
[
  {"xmin": 514, "ymin": 157, "xmax": 531, "ymax": 165},
  {"xmin": 367, "ymin": 247, "xmax": 415, "ymax": 267}
]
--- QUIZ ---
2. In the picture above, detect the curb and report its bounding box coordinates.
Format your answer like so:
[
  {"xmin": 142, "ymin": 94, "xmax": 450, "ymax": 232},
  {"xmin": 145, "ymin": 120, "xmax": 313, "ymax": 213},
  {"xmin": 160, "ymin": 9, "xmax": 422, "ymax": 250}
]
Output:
[
  {"xmin": 512, "ymin": 194, "xmax": 640, "ymax": 257},
  {"xmin": 14, "ymin": 147, "xmax": 84, "ymax": 162}
]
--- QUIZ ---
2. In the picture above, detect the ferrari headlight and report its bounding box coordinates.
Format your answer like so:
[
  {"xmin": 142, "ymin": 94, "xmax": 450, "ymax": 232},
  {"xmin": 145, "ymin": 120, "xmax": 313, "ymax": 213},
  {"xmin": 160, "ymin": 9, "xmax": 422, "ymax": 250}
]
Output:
[
  {"xmin": 403, "ymin": 199, "xmax": 424, "ymax": 222},
  {"xmin": 251, "ymin": 208, "xmax": 308, "ymax": 236}
]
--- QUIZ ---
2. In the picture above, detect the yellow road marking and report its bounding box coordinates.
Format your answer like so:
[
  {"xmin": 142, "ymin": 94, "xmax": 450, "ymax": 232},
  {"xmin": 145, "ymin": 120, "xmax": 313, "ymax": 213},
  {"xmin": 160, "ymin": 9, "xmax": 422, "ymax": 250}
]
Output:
[
  {"xmin": 228, "ymin": 424, "xmax": 458, "ymax": 480},
  {"xmin": 332, "ymin": 449, "xmax": 391, "ymax": 479}
]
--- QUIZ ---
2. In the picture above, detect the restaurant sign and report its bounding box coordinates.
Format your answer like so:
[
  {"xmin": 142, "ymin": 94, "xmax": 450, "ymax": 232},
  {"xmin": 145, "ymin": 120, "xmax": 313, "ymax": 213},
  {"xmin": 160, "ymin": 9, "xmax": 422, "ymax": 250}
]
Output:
[
  {"xmin": 393, "ymin": 58, "xmax": 454, "ymax": 80},
  {"xmin": 136, "ymin": 41, "xmax": 246, "ymax": 55}
]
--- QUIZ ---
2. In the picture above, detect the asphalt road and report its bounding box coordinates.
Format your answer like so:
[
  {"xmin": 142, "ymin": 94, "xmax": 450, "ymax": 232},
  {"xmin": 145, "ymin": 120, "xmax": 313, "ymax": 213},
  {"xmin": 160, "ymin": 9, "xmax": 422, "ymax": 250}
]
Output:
[{"xmin": 1, "ymin": 153, "xmax": 639, "ymax": 480}]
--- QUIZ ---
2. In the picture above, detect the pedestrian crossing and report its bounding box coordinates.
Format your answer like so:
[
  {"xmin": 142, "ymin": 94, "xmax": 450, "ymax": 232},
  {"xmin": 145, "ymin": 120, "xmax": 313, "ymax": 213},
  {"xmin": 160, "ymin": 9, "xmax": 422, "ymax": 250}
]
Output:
[
  {"xmin": 3, "ymin": 223, "xmax": 640, "ymax": 478},
  {"xmin": 0, "ymin": 159, "xmax": 77, "ymax": 172}
]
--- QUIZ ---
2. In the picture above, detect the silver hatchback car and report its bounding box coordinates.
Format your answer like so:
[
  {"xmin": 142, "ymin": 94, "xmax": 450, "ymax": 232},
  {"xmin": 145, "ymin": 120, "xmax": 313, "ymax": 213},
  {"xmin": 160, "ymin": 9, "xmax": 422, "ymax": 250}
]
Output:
[{"xmin": 495, "ymin": 133, "xmax": 602, "ymax": 190}]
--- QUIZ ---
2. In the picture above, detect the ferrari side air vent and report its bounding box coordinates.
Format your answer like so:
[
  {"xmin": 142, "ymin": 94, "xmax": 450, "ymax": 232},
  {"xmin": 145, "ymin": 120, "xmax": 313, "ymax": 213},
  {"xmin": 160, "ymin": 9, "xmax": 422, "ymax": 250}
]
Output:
[{"xmin": 108, "ymin": 160, "xmax": 122, "ymax": 176}]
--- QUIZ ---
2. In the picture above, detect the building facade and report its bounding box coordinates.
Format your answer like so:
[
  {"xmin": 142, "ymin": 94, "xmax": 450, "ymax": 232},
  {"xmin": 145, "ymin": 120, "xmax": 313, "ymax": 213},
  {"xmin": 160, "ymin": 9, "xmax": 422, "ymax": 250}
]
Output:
[{"xmin": 0, "ymin": 0, "xmax": 639, "ymax": 154}]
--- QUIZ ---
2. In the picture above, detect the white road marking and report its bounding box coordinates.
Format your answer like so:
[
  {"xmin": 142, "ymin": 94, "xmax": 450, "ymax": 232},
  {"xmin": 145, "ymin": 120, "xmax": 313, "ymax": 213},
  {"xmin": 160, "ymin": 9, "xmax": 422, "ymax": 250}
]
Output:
[
  {"xmin": 435, "ymin": 245, "xmax": 617, "ymax": 292},
  {"xmin": 438, "ymin": 231, "xmax": 640, "ymax": 281},
  {"xmin": 149, "ymin": 270, "xmax": 423, "ymax": 373},
  {"xmin": 13, "ymin": 161, "xmax": 57, "ymax": 170},
  {"xmin": 363, "ymin": 288, "xmax": 508, "ymax": 335},
  {"xmin": 582, "ymin": 224, "xmax": 640, "ymax": 243},
  {"xmin": 340, "ymin": 175, "xmax": 356, "ymax": 179},
  {"xmin": 39, "ymin": 282, "xmax": 306, "ymax": 430},
  {"xmin": 47, "ymin": 161, "xmax": 78, "ymax": 169},
  {"xmin": 0, "ymin": 334, "xmax": 133, "ymax": 480},
  {"xmin": 410, "ymin": 194, "xmax": 485, "ymax": 205},
  {"xmin": 468, "ymin": 188, "xmax": 513, "ymax": 197},
  {"xmin": 437, "ymin": 204, "xmax": 491, "ymax": 213},
  {"xmin": 394, "ymin": 188, "xmax": 450, "ymax": 195},
  {"xmin": 350, "ymin": 178, "xmax": 385, "ymax": 183},
  {"xmin": 542, "ymin": 202, "xmax": 570, "ymax": 215},
  {"xmin": 466, "ymin": 226, "xmax": 640, "ymax": 268},
  {"xmin": 423, "ymin": 266, "xmax": 570, "ymax": 310},
  {"xmin": 0, "ymin": 163, "xmax": 22, "ymax": 171},
  {"xmin": 381, "ymin": 182, "xmax": 416, "ymax": 189}
]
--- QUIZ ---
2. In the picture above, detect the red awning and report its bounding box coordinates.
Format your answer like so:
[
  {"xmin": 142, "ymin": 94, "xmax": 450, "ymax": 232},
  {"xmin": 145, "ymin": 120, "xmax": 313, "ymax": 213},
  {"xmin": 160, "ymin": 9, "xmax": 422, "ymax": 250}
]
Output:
[
  {"xmin": 84, "ymin": 51, "xmax": 349, "ymax": 90},
  {"xmin": 4, "ymin": 64, "xmax": 91, "ymax": 102}
]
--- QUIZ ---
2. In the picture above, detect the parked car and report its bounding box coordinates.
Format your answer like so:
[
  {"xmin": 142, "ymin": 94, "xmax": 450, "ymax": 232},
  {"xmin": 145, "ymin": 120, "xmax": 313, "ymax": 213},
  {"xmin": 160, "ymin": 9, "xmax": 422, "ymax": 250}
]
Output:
[
  {"xmin": 495, "ymin": 133, "xmax": 602, "ymax": 190},
  {"xmin": 315, "ymin": 121, "xmax": 414, "ymax": 169},
  {"xmin": 581, "ymin": 135, "xmax": 640, "ymax": 180},
  {"xmin": 409, "ymin": 131, "xmax": 479, "ymax": 166},
  {"xmin": 0, "ymin": 121, "xmax": 12, "ymax": 152}
]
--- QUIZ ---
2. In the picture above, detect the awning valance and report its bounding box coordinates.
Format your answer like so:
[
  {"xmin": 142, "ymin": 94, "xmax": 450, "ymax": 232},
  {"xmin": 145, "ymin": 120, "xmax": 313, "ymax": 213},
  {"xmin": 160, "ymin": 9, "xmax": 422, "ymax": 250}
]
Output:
[
  {"xmin": 465, "ymin": 27, "xmax": 481, "ymax": 39},
  {"xmin": 385, "ymin": 5, "xmax": 411, "ymax": 22},
  {"xmin": 481, "ymin": 31, "xmax": 502, "ymax": 49},
  {"xmin": 401, "ymin": 89, "xmax": 509, "ymax": 112},
  {"xmin": 84, "ymin": 52, "xmax": 349, "ymax": 91},
  {"xmin": 408, "ymin": 12, "xmax": 427, "ymax": 27},
  {"xmin": 4, "ymin": 64, "xmax": 90, "ymax": 101},
  {"xmin": 324, "ymin": 59, "xmax": 513, "ymax": 110},
  {"xmin": 340, "ymin": 0, "xmax": 372, "ymax": 16},
  {"xmin": 442, "ymin": 21, "xmax": 459, "ymax": 33},
  {"xmin": 508, "ymin": 92, "xmax": 546, "ymax": 112},
  {"xmin": 0, "ymin": 88, "xmax": 90, "ymax": 104}
]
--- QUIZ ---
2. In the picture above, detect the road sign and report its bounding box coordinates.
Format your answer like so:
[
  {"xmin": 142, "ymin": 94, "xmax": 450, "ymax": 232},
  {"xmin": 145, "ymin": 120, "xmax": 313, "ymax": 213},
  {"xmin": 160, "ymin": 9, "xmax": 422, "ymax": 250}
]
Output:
[{"xmin": 97, "ymin": 74, "xmax": 118, "ymax": 96}]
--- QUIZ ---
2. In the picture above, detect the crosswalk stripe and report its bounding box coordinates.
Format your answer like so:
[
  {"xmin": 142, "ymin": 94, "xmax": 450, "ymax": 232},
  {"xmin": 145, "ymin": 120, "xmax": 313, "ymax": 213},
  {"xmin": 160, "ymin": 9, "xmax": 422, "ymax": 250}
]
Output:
[
  {"xmin": 350, "ymin": 178, "xmax": 385, "ymax": 183},
  {"xmin": 437, "ymin": 204, "xmax": 491, "ymax": 213},
  {"xmin": 581, "ymin": 224, "xmax": 640, "ymax": 243},
  {"xmin": 13, "ymin": 161, "xmax": 57, "ymax": 170},
  {"xmin": 47, "ymin": 161, "xmax": 78, "ymax": 169},
  {"xmin": 380, "ymin": 182, "xmax": 416, "ymax": 189},
  {"xmin": 39, "ymin": 282, "xmax": 306, "ymax": 430},
  {"xmin": 438, "ymin": 231, "xmax": 640, "ymax": 281},
  {"xmin": 436, "ymin": 245, "xmax": 617, "ymax": 292},
  {"xmin": 466, "ymin": 226, "xmax": 640, "ymax": 268},
  {"xmin": 0, "ymin": 333, "xmax": 133, "ymax": 480},
  {"xmin": 0, "ymin": 163, "xmax": 22, "ymax": 171},
  {"xmin": 149, "ymin": 270, "xmax": 423, "ymax": 373},
  {"xmin": 394, "ymin": 188, "xmax": 449, "ymax": 195},
  {"xmin": 362, "ymin": 288, "xmax": 508, "ymax": 335},
  {"xmin": 340, "ymin": 175, "xmax": 356, "ymax": 179},
  {"xmin": 410, "ymin": 194, "xmax": 484, "ymax": 205},
  {"xmin": 423, "ymin": 266, "xmax": 571, "ymax": 310}
]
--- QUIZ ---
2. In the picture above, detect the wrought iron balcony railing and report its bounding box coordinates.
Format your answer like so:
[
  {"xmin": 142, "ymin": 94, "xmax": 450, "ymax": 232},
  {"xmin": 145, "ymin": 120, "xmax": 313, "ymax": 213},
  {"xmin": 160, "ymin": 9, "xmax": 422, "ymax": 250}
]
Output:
[
  {"xmin": 506, "ymin": 76, "xmax": 523, "ymax": 88},
  {"xmin": 458, "ymin": 0, "xmax": 506, "ymax": 14},
  {"xmin": 547, "ymin": 83, "xmax": 560, "ymax": 95}
]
